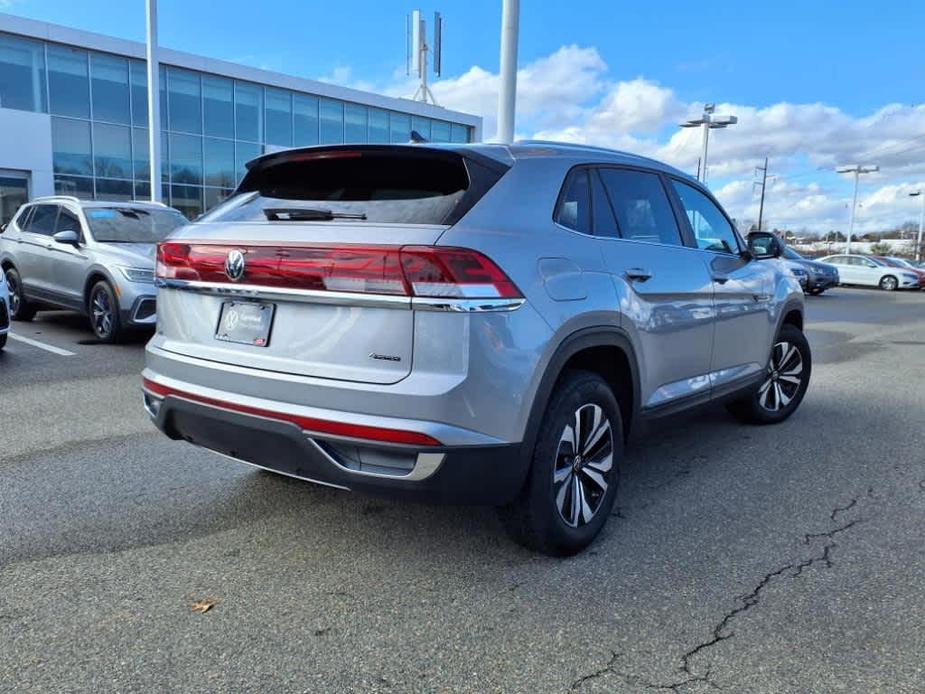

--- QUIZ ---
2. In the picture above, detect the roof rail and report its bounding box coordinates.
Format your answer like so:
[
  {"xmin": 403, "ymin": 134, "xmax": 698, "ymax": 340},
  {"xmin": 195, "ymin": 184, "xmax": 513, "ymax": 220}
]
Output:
[{"xmin": 32, "ymin": 195, "xmax": 82, "ymax": 204}]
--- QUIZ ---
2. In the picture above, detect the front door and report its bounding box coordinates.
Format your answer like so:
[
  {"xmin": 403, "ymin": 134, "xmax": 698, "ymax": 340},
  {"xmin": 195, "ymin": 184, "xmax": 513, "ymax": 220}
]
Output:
[{"xmin": 668, "ymin": 179, "xmax": 775, "ymax": 392}]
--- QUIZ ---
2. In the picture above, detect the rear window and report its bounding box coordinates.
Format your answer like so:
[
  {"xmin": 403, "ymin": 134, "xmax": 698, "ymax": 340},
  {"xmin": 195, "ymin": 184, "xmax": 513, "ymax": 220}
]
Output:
[{"xmin": 200, "ymin": 148, "xmax": 505, "ymax": 226}]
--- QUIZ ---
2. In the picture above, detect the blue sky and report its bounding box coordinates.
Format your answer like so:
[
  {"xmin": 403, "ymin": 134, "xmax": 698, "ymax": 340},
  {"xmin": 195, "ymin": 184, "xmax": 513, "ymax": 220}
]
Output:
[
  {"xmin": 9, "ymin": 0, "xmax": 924, "ymax": 113},
  {"xmin": 6, "ymin": 0, "xmax": 925, "ymax": 232}
]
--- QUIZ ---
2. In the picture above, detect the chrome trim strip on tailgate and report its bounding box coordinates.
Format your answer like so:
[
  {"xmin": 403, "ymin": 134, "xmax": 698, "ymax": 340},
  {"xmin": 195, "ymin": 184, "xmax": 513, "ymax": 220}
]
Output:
[{"xmin": 155, "ymin": 279, "xmax": 525, "ymax": 312}]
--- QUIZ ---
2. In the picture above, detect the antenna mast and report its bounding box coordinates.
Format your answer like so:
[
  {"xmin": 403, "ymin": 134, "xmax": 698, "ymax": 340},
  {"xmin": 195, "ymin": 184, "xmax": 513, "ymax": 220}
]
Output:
[{"xmin": 407, "ymin": 9, "xmax": 441, "ymax": 105}]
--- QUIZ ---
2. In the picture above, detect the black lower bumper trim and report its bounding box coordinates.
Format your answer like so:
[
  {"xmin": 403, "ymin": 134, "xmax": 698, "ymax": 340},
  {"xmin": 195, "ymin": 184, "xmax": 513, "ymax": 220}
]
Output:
[{"xmin": 152, "ymin": 396, "xmax": 529, "ymax": 505}]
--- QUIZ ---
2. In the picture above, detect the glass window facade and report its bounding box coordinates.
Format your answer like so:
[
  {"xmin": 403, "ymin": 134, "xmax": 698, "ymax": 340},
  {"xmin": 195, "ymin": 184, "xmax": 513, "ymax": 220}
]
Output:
[
  {"xmin": 0, "ymin": 33, "xmax": 46, "ymax": 111},
  {"xmin": 0, "ymin": 30, "xmax": 474, "ymax": 218}
]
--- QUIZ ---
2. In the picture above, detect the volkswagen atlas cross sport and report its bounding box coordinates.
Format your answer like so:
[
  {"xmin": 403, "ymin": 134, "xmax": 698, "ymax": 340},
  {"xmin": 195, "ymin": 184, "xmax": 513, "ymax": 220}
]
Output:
[
  {"xmin": 142, "ymin": 142, "xmax": 810, "ymax": 555},
  {"xmin": 0, "ymin": 197, "xmax": 187, "ymax": 342}
]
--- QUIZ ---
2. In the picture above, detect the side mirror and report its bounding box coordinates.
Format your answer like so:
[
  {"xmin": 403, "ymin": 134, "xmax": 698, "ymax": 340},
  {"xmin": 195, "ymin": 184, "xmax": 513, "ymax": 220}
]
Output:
[
  {"xmin": 53, "ymin": 229, "xmax": 80, "ymax": 246},
  {"xmin": 746, "ymin": 231, "xmax": 783, "ymax": 259}
]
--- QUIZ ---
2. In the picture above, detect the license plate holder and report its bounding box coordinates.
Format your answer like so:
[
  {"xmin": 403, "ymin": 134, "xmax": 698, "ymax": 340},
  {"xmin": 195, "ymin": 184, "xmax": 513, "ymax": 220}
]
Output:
[{"xmin": 215, "ymin": 301, "xmax": 275, "ymax": 347}]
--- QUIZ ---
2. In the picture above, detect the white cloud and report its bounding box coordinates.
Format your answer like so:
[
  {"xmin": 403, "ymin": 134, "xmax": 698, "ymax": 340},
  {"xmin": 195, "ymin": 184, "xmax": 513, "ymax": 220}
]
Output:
[{"xmin": 328, "ymin": 44, "xmax": 925, "ymax": 232}]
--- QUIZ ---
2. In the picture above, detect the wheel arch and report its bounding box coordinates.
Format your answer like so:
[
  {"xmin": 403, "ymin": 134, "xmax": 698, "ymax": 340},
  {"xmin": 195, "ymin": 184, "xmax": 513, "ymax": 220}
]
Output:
[
  {"xmin": 83, "ymin": 268, "xmax": 117, "ymax": 312},
  {"xmin": 524, "ymin": 327, "xmax": 640, "ymax": 452}
]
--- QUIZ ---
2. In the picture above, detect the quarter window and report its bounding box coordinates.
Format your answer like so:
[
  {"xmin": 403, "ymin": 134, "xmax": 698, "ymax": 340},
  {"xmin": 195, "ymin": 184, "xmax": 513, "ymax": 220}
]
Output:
[
  {"xmin": 556, "ymin": 169, "xmax": 591, "ymax": 235},
  {"xmin": 599, "ymin": 169, "xmax": 682, "ymax": 246},
  {"xmin": 671, "ymin": 180, "xmax": 740, "ymax": 253}
]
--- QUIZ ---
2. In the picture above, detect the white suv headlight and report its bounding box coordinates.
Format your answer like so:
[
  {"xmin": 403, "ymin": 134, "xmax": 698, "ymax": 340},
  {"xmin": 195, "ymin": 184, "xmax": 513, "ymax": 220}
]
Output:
[{"xmin": 118, "ymin": 266, "xmax": 155, "ymax": 283}]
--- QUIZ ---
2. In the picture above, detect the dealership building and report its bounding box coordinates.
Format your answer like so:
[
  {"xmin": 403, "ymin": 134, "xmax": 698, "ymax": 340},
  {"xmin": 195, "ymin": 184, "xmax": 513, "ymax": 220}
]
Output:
[{"xmin": 0, "ymin": 13, "xmax": 481, "ymax": 222}]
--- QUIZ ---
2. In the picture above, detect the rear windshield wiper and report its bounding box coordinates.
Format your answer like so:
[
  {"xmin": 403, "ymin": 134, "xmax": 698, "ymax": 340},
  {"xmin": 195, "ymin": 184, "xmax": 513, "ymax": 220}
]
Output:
[{"xmin": 263, "ymin": 207, "xmax": 367, "ymax": 222}]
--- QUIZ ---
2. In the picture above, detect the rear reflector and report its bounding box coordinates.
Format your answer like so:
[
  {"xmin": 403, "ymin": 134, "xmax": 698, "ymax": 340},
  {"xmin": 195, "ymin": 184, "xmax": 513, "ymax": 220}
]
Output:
[
  {"xmin": 142, "ymin": 378, "xmax": 442, "ymax": 447},
  {"xmin": 156, "ymin": 242, "xmax": 521, "ymax": 300}
]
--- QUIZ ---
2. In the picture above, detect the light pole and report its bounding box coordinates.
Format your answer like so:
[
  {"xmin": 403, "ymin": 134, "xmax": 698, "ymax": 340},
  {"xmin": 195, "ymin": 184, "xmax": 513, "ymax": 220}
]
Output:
[
  {"xmin": 145, "ymin": 0, "xmax": 162, "ymax": 202},
  {"xmin": 680, "ymin": 103, "xmax": 737, "ymax": 184},
  {"xmin": 496, "ymin": 0, "xmax": 520, "ymax": 144},
  {"xmin": 910, "ymin": 191, "xmax": 924, "ymax": 263},
  {"xmin": 836, "ymin": 165, "xmax": 878, "ymax": 254}
]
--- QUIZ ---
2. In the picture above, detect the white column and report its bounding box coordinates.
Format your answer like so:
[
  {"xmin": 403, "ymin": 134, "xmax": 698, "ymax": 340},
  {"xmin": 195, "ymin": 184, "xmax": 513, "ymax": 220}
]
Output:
[
  {"xmin": 146, "ymin": 0, "xmax": 162, "ymax": 202},
  {"xmin": 497, "ymin": 0, "xmax": 520, "ymax": 143}
]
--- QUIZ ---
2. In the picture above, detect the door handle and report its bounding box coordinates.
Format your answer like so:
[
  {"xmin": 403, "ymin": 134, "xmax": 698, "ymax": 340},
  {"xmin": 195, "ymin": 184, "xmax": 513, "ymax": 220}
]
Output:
[
  {"xmin": 712, "ymin": 274, "xmax": 729, "ymax": 284},
  {"xmin": 625, "ymin": 267, "xmax": 653, "ymax": 282}
]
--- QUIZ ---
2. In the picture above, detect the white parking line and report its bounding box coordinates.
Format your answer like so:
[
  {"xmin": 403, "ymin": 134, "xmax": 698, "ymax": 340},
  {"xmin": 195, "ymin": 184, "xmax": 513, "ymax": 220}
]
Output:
[{"xmin": 8, "ymin": 333, "xmax": 76, "ymax": 357}]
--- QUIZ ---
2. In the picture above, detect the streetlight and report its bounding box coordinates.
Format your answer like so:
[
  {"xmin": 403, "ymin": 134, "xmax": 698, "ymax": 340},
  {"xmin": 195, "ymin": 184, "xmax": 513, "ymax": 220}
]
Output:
[
  {"xmin": 680, "ymin": 103, "xmax": 738, "ymax": 184},
  {"xmin": 835, "ymin": 165, "xmax": 878, "ymax": 254},
  {"xmin": 907, "ymin": 190, "xmax": 924, "ymax": 261}
]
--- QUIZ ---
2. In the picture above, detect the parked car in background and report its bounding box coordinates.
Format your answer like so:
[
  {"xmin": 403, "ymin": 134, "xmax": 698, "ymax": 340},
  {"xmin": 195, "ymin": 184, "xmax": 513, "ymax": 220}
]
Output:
[
  {"xmin": 873, "ymin": 256, "xmax": 925, "ymax": 289},
  {"xmin": 142, "ymin": 142, "xmax": 810, "ymax": 555},
  {"xmin": 0, "ymin": 197, "xmax": 187, "ymax": 342},
  {"xmin": 0, "ymin": 270, "xmax": 9, "ymax": 351},
  {"xmin": 782, "ymin": 259, "xmax": 809, "ymax": 291},
  {"xmin": 818, "ymin": 254, "xmax": 919, "ymax": 291},
  {"xmin": 782, "ymin": 246, "xmax": 839, "ymax": 294}
]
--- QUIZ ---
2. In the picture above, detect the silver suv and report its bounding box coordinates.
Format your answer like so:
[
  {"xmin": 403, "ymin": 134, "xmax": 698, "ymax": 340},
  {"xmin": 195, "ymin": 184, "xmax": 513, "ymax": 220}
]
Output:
[
  {"xmin": 0, "ymin": 197, "xmax": 187, "ymax": 342},
  {"xmin": 142, "ymin": 143, "xmax": 810, "ymax": 555}
]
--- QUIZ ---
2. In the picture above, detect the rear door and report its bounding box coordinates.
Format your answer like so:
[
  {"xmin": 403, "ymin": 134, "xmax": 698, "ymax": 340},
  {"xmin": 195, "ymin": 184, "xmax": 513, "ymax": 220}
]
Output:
[
  {"xmin": 591, "ymin": 166, "xmax": 715, "ymax": 410},
  {"xmin": 668, "ymin": 178, "xmax": 775, "ymax": 390},
  {"xmin": 17, "ymin": 203, "xmax": 59, "ymax": 298},
  {"xmin": 155, "ymin": 146, "xmax": 509, "ymax": 385}
]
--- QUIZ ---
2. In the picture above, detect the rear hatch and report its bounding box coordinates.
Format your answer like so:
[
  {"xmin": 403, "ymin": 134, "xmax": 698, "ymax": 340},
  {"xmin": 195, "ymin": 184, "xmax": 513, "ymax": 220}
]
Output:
[{"xmin": 155, "ymin": 145, "xmax": 509, "ymax": 385}]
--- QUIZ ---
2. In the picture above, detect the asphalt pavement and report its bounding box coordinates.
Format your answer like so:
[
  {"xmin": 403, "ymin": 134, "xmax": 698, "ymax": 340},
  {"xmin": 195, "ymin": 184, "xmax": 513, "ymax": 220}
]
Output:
[{"xmin": 1, "ymin": 288, "xmax": 924, "ymax": 693}]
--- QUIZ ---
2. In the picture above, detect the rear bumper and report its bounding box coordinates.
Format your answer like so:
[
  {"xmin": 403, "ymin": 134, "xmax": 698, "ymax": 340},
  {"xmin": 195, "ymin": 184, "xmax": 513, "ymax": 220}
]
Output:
[{"xmin": 142, "ymin": 379, "xmax": 530, "ymax": 505}]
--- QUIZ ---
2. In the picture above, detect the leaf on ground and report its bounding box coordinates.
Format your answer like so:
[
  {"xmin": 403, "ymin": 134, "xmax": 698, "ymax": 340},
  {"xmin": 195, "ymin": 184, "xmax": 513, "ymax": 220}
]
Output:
[{"xmin": 190, "ymin": 599, "xmax": 217, "ymax": 614}]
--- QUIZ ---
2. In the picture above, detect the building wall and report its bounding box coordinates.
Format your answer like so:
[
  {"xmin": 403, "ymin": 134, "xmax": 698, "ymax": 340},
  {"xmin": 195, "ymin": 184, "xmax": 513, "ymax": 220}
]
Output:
[
  {"xmin": 0, "ymin": 14, "xmax": 481, "ymax": 218},
  {"xmin": 0, "ymin": 108, "xmax": 54, "ymax": 197}
]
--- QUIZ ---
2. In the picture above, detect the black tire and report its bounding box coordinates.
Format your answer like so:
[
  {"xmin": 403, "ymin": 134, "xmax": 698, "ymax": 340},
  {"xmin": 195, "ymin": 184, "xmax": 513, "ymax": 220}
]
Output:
[
  {"xmin": 88, "ymin": 280, "xmax": 124, "ymax": 343},
  {"xmin": 879, "ymin": 275, "xmax": 898, "ymax": 291},
  {"xmin": 4, "ymin": 267, "xmax": 36, "ymax": 321},
  {"xmin": 0, "ymin": 333, "xmax": 6, "ymax": 351},
  {"xmin": 809, "ymin": 288, "xmax": 824, "ymax": 296},
  {"xmin": 726, "ymin": 324, "xmax": 812, "ymax": 425},
  {"xmin": 500, "ymin": 370, "xmax": 623, "ymax": 556}
]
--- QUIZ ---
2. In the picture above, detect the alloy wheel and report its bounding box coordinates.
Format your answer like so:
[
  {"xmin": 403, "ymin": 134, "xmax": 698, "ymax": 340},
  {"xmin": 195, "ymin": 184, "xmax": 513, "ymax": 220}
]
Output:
[
  {"xmin": 553, "ymin": 403, "xmax": 614, "ymax": 528},
  {"xmin": 5, "ymin": 271, "xmax": 20, "ymax": 315},
  {"xmin": 91, "ymin": 288, "xmax": 113, "ymax": 338},
  {"xmin": 758, "ymin": 340, "xmax": 803, "ymax": 412},
  {"xmin": 881, "ymin": 276, "xmax": 897, "ymax": 291}
]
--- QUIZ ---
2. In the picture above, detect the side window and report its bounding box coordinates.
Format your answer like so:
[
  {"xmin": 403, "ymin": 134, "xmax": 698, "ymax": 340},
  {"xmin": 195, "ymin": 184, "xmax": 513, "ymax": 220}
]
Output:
[
  {"xmin": 24, "ymin": 204, "xmax": 59, "ymax": 236},
  {"xmin": 599, "ymin": 168, "xmax": 682, "ymax": 246},
  {"xmin": 860, "ymin": 258, "xmax": 877, "ymax": 268},
  {"xmin": 55, "ymin": 208, "xmax": 81, "ymax": 234},
  {"xmin": 671, "ymin": 180, "xmax": 740, "ymax": 254},
  {"xmin": 555, "ymin": 169, "xmax": 591, "ymax": 235},
  {"xmin": 589, "ymin": 170, "xmax": 618, "ymax": 238}
]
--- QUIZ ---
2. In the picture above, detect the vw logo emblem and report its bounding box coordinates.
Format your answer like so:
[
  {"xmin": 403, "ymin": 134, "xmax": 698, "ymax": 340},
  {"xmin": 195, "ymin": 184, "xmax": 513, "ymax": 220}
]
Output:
[{"xmin": 225, "ymin": 249, "xmax": 246, "ymax": 282}]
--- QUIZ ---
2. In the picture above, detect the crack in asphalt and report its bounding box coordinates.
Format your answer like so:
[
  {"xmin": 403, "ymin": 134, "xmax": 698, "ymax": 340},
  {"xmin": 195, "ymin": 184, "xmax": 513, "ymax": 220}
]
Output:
[
  {"xmin": 568, "ymin": 497, "xmax": 868, "ymax": 693},
  {"xmin": 677, "ymin": 504, "xmax": 866, "ymax": 686},
  {"xmin": 830, "ymin": 498, "xmax": 857, "ymax": 520},
  {"xmin": 567, "ymin": 651, "xmax": 622, "ymax": 693}
]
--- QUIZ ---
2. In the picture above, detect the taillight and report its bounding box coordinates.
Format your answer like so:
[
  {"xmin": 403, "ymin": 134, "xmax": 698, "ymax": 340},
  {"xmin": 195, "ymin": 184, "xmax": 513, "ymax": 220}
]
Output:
[
  {"xmin": 157, "ymin": 242, "xmax": 522, "ymax": 300},
  {"xmin": 400, "ymin": 247, "xmax": 522, "ymax": 299}
]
